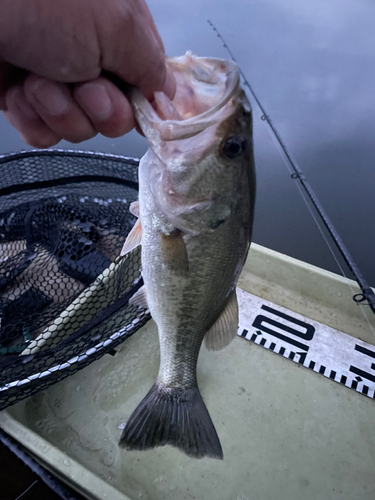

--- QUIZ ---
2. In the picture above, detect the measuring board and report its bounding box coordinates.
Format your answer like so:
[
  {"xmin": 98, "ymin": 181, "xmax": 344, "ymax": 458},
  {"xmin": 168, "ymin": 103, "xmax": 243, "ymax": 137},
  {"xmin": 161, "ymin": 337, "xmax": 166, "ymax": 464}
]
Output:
[{"xmin": 237, "ymin": 288, "xmax": 375, "ymax": 399}]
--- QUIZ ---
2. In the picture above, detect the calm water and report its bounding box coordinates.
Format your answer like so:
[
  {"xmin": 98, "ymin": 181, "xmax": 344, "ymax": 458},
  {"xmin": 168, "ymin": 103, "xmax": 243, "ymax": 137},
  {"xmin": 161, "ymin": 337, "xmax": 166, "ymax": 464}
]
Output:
[{"xmin": 0, "ymin": 0, "xmax": 374, "ymax": 288}]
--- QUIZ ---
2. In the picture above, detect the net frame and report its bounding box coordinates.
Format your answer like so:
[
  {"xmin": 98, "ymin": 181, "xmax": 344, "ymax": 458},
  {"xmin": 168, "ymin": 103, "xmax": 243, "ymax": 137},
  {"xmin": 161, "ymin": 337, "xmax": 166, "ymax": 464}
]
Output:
[{"xmin": 0, "ymin": 149, "xmax": 150, "ymax": 411}]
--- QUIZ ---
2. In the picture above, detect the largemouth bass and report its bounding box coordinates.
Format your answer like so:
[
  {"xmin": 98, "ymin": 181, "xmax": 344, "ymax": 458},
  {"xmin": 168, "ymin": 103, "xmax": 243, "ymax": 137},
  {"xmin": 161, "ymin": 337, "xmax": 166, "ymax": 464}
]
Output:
[{"xmin": 119, "ymin": 52, "xmax": 256, "ymax": 459}]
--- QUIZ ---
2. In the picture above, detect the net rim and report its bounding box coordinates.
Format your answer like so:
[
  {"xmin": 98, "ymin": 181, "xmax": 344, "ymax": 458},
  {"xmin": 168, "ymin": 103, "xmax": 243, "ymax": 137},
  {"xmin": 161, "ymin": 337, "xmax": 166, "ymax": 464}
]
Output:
[{"xmin": 0, "ymin": 148, "xmax": 140, "ymax": 166}]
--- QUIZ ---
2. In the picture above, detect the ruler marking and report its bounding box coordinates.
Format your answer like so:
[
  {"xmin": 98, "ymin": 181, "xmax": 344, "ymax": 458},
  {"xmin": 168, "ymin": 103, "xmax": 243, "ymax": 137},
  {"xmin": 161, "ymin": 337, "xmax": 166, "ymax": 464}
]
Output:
[
  {"xmin": 297, "ymin": 352, "xmax": 307, "ymax": 364},
  {"xmin": 355, "ymin": 344, "xmax": 375, "ymax": 359},
  {"xmin": 261, "ymin": 305, "xmax": 315, "ymax": 340},
  {"xmin": 251, "ymin": 315, "xmax": 310, "ymax": 351},
  {"xmin": 349, "ymin": 366, "xmax": 375, "ymax": 384},
  {"xmin": 237, "ymin": 288, "xmax": 375, "ymax": 401}
]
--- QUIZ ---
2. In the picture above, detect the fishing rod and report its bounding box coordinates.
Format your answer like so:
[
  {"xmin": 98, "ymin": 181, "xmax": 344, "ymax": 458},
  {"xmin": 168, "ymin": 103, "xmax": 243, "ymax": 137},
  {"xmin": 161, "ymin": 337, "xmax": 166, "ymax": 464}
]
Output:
[{"xmin": 207, "ymin": 20, "xmax": 375, "ymax": 315}]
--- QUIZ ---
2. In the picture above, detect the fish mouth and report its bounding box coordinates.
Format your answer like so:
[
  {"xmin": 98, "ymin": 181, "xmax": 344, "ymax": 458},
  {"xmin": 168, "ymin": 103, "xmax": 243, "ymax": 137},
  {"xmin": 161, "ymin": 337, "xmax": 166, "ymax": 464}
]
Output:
[
  {"xmin": 132, "ymin": 53, "xmax": 247, "ymax": 233},
  {"xmin": 131, "ymin": 52, "xmax": 240, "ymax": 142}
]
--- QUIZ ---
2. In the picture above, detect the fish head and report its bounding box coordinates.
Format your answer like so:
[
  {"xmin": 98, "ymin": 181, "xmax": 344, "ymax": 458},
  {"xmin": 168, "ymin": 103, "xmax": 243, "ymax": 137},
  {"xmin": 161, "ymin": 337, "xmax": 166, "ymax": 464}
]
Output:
[{"xmin": 131, "ymin": 52, "xmax": 255, "ymax": 234}]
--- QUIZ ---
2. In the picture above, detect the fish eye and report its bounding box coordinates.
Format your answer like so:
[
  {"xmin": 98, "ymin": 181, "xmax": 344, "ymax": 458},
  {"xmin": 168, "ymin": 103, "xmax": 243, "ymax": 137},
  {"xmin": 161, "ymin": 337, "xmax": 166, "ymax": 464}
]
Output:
[{"xmin": 222, "ymin": 135, "xmax": 247, "ymax": 159}]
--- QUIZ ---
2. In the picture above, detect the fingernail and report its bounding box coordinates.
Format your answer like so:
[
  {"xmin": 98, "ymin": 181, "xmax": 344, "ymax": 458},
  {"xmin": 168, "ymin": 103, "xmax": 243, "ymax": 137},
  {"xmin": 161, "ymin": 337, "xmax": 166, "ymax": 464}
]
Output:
[
  {"xmin": 31, "ymin": 79, "xmax": 69, "ymax": 115},
  {"xmin": 75, "ymin": 83, "xmax": 113, "ymax": 122},
  {"xmin": 11, "ymin": 87, "xmax": 39, "ymax": 120},
  {"xmin": 163, "ymin": 70, "xmax": 176, "ymax": 100}
]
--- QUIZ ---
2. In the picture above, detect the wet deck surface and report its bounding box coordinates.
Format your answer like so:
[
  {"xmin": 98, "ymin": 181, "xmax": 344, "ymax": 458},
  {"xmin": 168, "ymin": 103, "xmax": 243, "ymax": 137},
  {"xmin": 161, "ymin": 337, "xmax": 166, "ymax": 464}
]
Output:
[{"xmin": 3, "ymin": 317, "xmax": 375, "ymax": 500}]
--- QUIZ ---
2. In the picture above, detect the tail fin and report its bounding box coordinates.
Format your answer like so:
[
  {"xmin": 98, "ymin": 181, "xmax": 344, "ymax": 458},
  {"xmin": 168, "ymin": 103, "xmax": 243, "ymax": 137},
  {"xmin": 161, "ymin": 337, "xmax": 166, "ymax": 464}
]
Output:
[{"xmin": 119, "ymin": 383, "xmax": 223, "ymax": 459}]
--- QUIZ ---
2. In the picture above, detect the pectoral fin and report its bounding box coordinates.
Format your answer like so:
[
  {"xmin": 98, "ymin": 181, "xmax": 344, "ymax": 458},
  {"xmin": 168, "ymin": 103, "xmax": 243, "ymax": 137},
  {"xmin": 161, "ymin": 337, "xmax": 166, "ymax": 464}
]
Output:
[
  {"xmin": 129, "ymin": 285, "xmax": 148, "ymax": 309},
  {"xmin": 120, "ymin": 218, "xmax": 142, "ymax": 256},
  {"xmin": 129, "ymin": 201, "xmax": 139, "ymax": 218},
  {"xmin": 204, "ymin": 289, "xmax": 239, "ymax": 351},
  {"xmin": 161, "ymin": 230, "xmax": 189, "ymax": 274}
]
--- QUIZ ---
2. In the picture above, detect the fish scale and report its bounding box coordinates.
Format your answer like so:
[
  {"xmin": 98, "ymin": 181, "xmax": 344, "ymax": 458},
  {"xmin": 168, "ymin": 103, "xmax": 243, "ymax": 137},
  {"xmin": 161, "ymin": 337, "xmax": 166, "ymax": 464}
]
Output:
[{"xmin": 120, "ymin": 53, "xmax": 256, "ymax": 459}]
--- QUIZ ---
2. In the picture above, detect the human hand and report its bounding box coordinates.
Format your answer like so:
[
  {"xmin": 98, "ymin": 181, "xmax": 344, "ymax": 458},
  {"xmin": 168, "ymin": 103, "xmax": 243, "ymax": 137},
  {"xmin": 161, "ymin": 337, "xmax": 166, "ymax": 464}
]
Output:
[{"xmin": 0, "ymin": 0, "xmax": 175, "ymax": 147}]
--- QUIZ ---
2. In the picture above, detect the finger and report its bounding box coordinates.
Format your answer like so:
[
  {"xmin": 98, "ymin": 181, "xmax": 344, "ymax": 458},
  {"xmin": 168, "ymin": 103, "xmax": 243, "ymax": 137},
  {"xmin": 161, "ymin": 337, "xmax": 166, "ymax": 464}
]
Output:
[
  {"xmin": 24, "ymin": 75, "xmax": 97, "ymax": 143},
  {"xmin": 135, "ymin": 0, "xmax": 165, "ymax": 52},
  {"xmin": 0, "ymin": 62, "xmax": 27, "ymax": 110},
  {"xmin": 4, "ymin": 86, "xmax": 60, "ymax": 148},
  {"xmin": 100, "ymin": 2, "xmax": 167, "ymax": 99},
  {"xmin": 74, "ymin": 76, "xmax": 135, "ymax": 137},
  {"xmin": 163, "ymin": 69, "xmax": 176, "ymax": 101}
]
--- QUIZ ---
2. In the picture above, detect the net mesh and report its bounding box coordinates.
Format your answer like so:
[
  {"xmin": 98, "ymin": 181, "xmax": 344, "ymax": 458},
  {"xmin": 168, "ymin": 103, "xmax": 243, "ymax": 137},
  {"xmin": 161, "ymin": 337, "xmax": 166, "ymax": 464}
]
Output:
[{"xmin": 0, "ymin": 149, "xmax": 149, "ymax": 410}]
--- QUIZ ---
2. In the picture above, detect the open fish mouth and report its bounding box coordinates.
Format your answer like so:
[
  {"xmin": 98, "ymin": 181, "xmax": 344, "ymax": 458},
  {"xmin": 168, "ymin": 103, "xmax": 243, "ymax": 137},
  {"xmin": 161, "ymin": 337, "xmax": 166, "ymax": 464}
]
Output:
[
  {"xmin": 160, "ymin": 52, "xmax": 239, "ymax": 121},
  {"xmin": 130, "ymin": 52, "xmax": 241, "ymax": 142}
]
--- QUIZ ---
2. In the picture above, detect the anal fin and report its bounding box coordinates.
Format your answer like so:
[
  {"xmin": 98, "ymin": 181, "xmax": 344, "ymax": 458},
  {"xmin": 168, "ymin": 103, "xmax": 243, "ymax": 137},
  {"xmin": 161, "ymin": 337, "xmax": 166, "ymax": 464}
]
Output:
[
  {"xmin": 129, "ymin": 285, "xmax": 148, "ymax": 309},
  {"xmin": 204, "ymin": 289, "xmax": 239, "ymax": 351}
]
